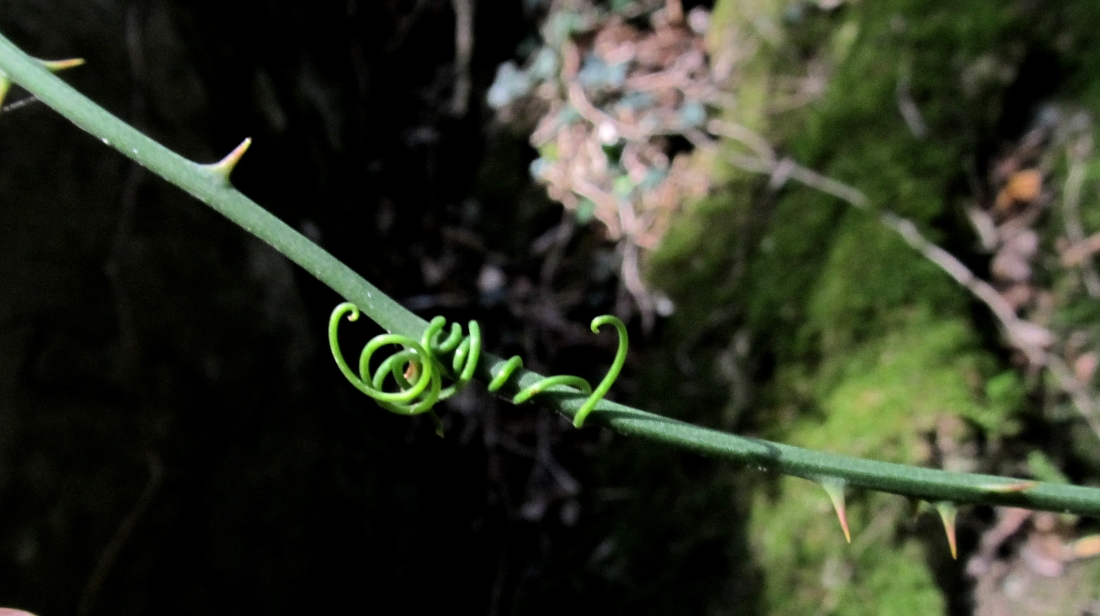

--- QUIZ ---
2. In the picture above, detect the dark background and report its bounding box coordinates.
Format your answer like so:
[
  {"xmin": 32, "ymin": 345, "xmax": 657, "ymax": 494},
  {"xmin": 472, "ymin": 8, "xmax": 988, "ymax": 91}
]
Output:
[{"xmin": 0, "ymin": 1, "xmax": 752, "ymax": 614}]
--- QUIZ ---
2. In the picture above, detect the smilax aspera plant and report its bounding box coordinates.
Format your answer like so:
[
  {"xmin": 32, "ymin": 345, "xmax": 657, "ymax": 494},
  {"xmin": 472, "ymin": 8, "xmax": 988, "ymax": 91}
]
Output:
[{"xmin": 2, "ymin": 32, "xmax": 1100, "ymax": 561}]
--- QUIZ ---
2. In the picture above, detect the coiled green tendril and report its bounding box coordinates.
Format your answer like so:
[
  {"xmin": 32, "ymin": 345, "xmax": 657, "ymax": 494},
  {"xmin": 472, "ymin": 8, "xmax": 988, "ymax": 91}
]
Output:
[{"xmin": 328, "ymin": 302, "xmax": 628, "ymax": 432}]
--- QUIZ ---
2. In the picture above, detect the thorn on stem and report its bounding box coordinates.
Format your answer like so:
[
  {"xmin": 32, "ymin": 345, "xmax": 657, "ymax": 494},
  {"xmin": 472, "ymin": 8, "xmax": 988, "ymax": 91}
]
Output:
[
  {"xmin": 430, "ymin": 411, "xmax": 445, "ymax": 438},
  {"xmin": 39, "ymin": 58, "xmax": 85, "ymax": 72},
  {"xmin": 820, "ymin": 479, "xmax": 851, "ymax": 543},
  {"xmin": 1068, "ymin": 534, "xmax": 1100, "ymax": 559},
  {"xmin": 906, "ymin": 497, "xmax": 922, "ymax": 520},
  {"xmin": 979, "ymin": 480, "xmax": 1039, "ymax": 493},
  {"xmin": 203, "ymin": 137, "xmax": 252, "ymax": 181},
  {"xmin": 935, "ymin": 502, "xmax": 958, "ymax": 560}
]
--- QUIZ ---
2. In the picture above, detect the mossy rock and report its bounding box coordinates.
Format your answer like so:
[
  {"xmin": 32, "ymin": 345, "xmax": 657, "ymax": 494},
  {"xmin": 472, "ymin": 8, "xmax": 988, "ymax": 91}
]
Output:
[
  {"xmin": 752, "ymin": 481, "xmax": 944, "ymax": 616},
  {"xmin": 643, "ymin": 0, "xmax": 1047, "ymax": 613}
]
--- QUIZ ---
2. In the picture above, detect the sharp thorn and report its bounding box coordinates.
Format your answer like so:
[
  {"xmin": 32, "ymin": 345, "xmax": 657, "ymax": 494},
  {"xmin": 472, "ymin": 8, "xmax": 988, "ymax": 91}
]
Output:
[
  {"xmin": 39, "ymin": 57, "xmax": 85, "ymax": 72},
  {"xmin": 204, "ymin": 137, "xmax": 252, "ymax": 180},
  {"xmin": 430, "ymin": 411, "xmax": 445, "ymax": 438},
  {"xmin": 819, "ymin": 478, "xmax": 851, "ymax": 543},
  {"xmin": 907, "ymin": 497, "xmax": 922, "ymax": 520},
  {"xmin": 979, "ymin": 480, "xmax": 1039, "ymax": 493},
  {"xmin": 935, "ymin": 502, "xmax": 958, "ymax": 560},
  {"xmin": 1068, "ymin": 534, "xmax": 1100, "ymax": 559}
]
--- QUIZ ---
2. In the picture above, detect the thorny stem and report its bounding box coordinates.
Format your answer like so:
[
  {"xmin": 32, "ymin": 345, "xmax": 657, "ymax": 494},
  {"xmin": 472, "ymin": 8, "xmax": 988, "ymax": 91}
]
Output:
[{"xmin": 5, "ymin": 32, "xmax": 1100, "ymax": 517}]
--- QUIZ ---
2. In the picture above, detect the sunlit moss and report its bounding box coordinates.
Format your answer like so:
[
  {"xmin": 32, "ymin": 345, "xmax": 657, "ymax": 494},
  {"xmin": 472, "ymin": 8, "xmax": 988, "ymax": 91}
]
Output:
[
  {"xmin": 647, "ymin": 0, "xmax": 1037, "ymax": 613},
  {"xmin": 752, "ymin": 479, "xmax": 945, "ymax": 615}
]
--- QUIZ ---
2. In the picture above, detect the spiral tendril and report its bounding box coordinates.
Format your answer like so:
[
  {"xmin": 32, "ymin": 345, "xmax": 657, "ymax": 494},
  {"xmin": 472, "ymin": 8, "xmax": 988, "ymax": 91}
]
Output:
[{"xmin": 328, "ymin": 302, "xmax": 627, "ymax": 432}]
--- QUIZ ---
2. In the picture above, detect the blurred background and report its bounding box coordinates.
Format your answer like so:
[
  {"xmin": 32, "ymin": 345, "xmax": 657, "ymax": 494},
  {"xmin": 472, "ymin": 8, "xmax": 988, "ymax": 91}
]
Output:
[{"xmin": 3, "ymin": 0, "xmax": 1100, "ymax": 613}]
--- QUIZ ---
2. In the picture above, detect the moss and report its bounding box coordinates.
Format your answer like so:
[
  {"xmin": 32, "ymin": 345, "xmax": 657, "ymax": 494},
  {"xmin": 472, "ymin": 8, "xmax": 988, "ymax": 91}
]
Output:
[
  {"xmin": 752, "ymin": 480, "xmax": 945, "ymax": 615},
  {"xmin": 804, "ymin": 310, "xmax": 1020, "ymax": 453},
  {"xmin": 643, "ymin": 0, "xmax": 1043, "ymax": 613},
  {"xmin": 751, "ymin": 309, "xmax": 1021, "ymax": 613}
]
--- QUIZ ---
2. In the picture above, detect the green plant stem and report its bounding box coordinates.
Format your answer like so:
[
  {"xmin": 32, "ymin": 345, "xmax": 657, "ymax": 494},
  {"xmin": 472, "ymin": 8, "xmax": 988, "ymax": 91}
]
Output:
[{"xmin": 4, "ymin": 31, "xmax": 1100, "ymax": 516}]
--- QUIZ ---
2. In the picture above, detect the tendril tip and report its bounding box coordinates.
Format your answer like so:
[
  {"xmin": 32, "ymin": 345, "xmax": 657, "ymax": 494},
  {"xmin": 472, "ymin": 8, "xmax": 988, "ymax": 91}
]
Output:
[{"xmin": 328, "ymin": 303, "xmax": 627, "ymax": 431}]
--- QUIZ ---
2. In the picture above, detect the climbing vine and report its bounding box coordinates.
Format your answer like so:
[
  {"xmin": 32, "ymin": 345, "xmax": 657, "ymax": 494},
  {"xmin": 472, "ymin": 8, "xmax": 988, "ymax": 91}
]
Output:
[{"xmin": 4, "ymin": 29, "xmax": 1100, "ymax": 565}]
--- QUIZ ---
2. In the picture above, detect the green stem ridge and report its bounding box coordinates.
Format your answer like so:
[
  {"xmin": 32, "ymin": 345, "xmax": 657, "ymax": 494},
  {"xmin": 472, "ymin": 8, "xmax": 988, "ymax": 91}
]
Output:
[{"xmin": 5, "ymin": 31, "xmax": 1100, "ymax": 517}]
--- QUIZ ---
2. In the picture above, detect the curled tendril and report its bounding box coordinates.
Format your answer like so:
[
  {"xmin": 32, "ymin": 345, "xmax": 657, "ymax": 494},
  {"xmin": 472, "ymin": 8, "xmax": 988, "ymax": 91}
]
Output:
[
  {"xmin": 572, "ymin": 315, "xmax": 628, "ymax": 427},
  {"xmin": 328, "ymin": 302, "xmax": 628, "ymax": 432}
]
